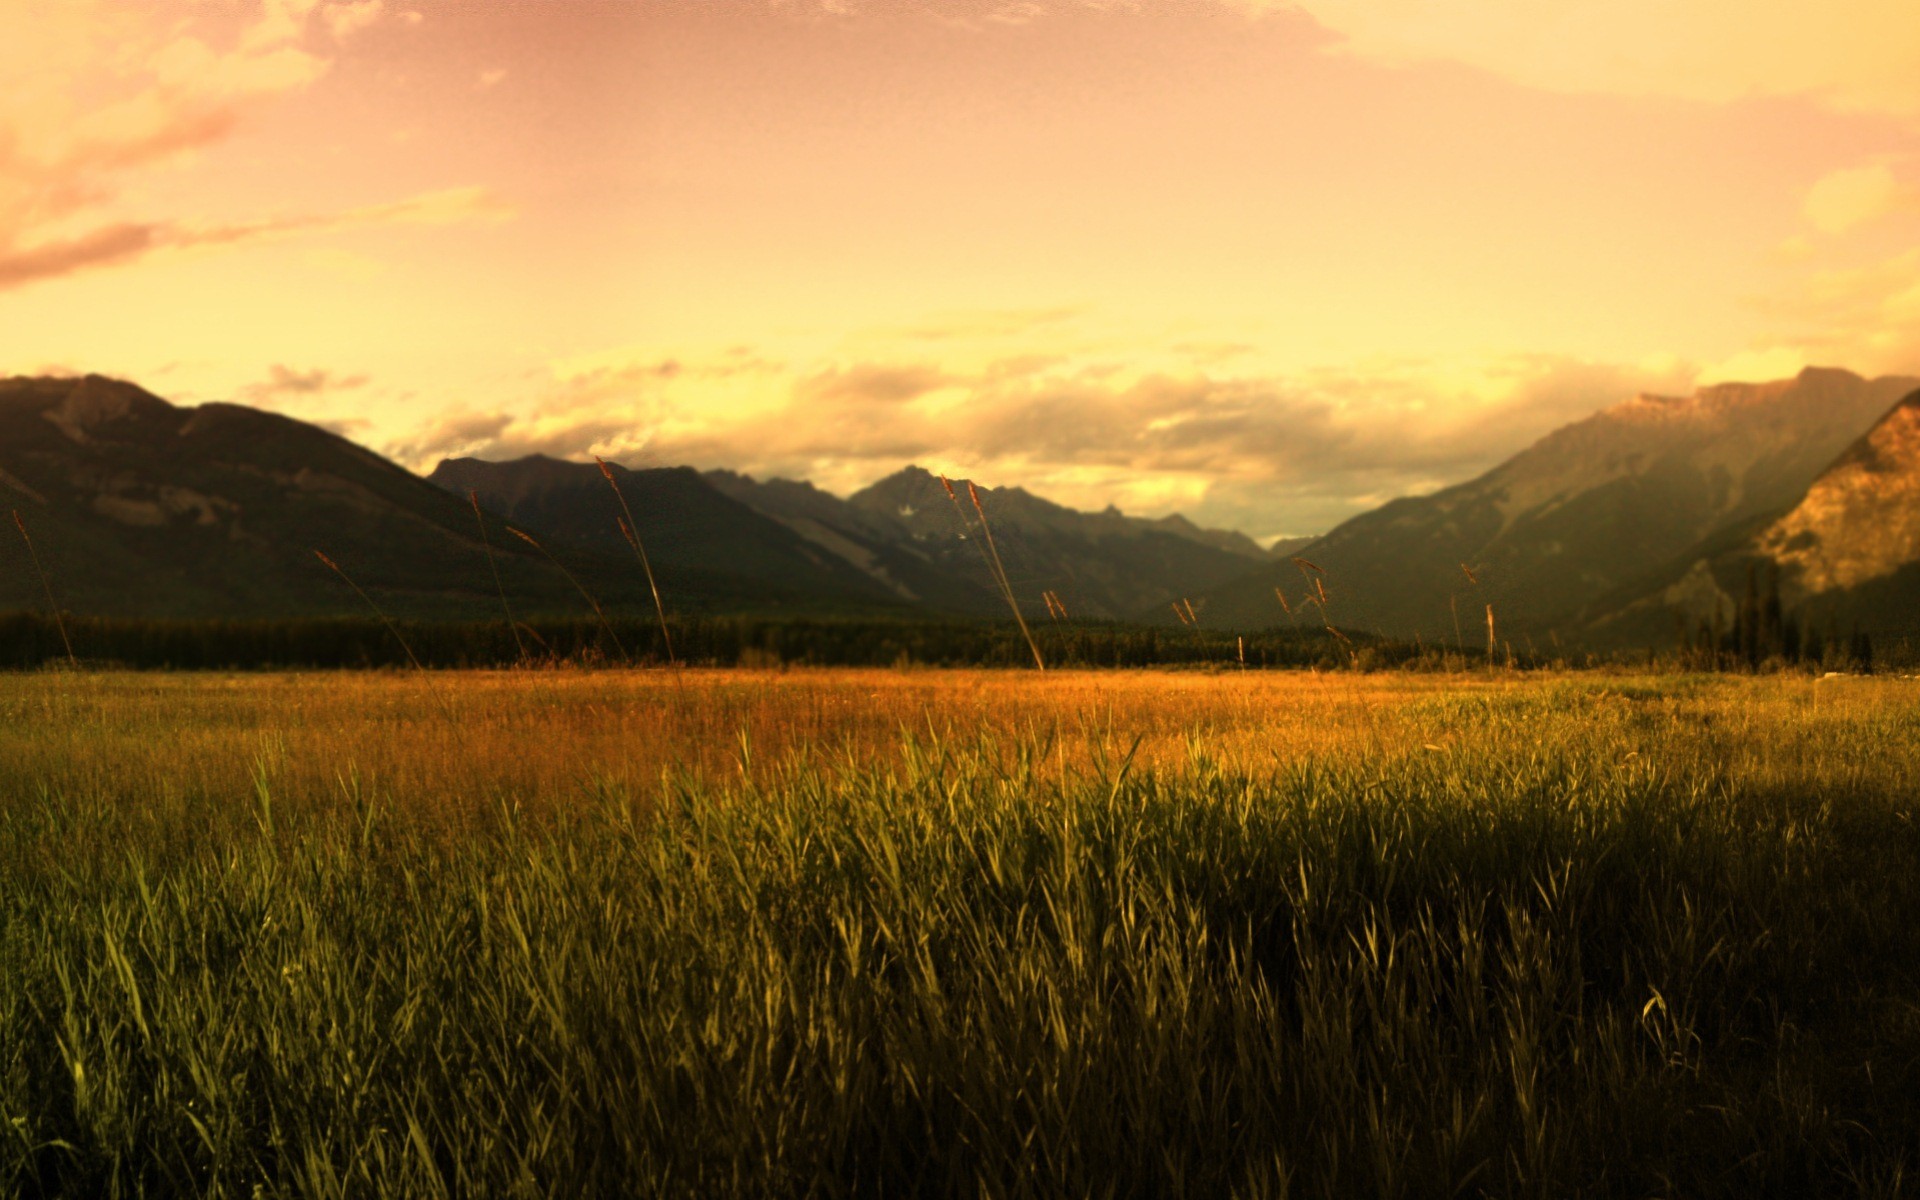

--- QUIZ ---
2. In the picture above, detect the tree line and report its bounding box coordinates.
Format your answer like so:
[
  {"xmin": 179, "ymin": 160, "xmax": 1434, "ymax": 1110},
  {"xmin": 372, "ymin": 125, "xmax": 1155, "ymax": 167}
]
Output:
[{"xmin": 1673, "ymin": 565, "xmax": 1881, "ymax": 672}]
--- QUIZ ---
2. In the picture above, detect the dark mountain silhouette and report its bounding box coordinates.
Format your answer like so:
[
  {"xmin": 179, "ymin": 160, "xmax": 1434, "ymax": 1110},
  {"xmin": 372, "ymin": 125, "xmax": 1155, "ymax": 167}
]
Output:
[
  {"xmin": 702, "ymin": 465, "xmax": 1271, "ymax": 620},
  {"xmin": 0, "ymin": 374, "xmax": 589, "ymax": 620},
  {"xmin": 844, "ymin": 466, "xmax": 1269, "ymax": 619},
  {"xmin": 1173, "ymin": 368, "xmax": 1920, "ymax": 642},
  {"xmin": 431, "ymin": 456, "xmax": 913, "ymax": 613}
]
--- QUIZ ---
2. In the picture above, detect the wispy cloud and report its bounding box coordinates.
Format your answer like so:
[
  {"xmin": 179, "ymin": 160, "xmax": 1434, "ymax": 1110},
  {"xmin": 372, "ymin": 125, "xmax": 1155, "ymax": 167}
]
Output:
[
  {"xmin": 1803, "ymin": 160, "xmax": 1920, "ymax": 235},
  {"xmin": 1241, "ymin": 0, "xmax": 1920, "ymax": 118},
  {"xmin": 0, "ymin": 0, "xmax": 500, "ymax": 293},
  {"xmin": 323, "ymin": 1, "xmax": 388, "ymax": 41},
  {"xmin": 239, "ymin": 363, "xmax": 371, "ymax": 405},
  {"xmin": 391, "ymin": 333, "xmax": 1696, "ymax": 537},
  {"xmin": 773, "ymin": 1, "xmax": 1920, "ymax": 117},
  {"xmin": 0, "ymin": 187, "xmax": 513, "ymax": 291},
  {"xmin": 1736, "ymin": 245, "xmax": 1920, "ymax": 377}
]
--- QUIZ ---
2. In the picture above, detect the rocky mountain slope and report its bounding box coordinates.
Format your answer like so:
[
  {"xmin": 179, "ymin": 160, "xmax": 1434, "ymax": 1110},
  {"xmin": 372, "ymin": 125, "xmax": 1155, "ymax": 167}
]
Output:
[
  {"xmin": 700, "ymin": 469, "xmax": 1007, "ymax": 614},
  {"xmin": 0, "ymin": 374, "xmax": 591, "ymax": 620},
  {"xmin": 1760, "ymin": 389, "xmax": 1920, "ymax": 598},
  {"xmin": 1584, "ymin": 385, "xmax": 1920, "ymax": 643},
  {"xmin": 1177, "ymin": 368, "xmax": 1919, "ymax": 641}
]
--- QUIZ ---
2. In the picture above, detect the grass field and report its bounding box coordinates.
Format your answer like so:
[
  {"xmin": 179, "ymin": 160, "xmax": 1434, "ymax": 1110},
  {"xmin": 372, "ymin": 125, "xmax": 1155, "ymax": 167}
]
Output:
[{"xmin": 4, "ymin": 667, "xmax": 1920, "ymax": 1197}]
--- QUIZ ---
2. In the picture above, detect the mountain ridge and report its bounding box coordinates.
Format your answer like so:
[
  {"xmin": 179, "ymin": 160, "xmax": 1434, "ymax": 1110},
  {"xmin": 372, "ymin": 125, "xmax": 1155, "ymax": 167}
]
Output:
[
  {"xmin": 13, "ymin": 368, "xmax": 1920, "ymax": 650},
  {"xmin": 1172, "ymin": 366, "xmax": 1920, "ymax": 640},
  {"xmin": 0, "ymin": 374, "xmax": 580, "ymax": 620}
]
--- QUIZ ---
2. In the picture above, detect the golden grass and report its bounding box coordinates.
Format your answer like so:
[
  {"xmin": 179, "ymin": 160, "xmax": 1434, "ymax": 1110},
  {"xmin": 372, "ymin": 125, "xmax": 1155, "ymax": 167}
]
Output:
[
  {"xmin": 9, "ymin": 667, "xmax": 1920, "ymax": 1194},
  {"xmin": 1, "ymin": 667, "xmax": 1906, "ymax": 842}
]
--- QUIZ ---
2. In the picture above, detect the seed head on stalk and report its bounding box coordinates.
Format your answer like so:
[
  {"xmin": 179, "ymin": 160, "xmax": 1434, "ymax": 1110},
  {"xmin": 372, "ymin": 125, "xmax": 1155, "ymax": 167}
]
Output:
[
  {"xmin": 314, "ymin": 549, "xmax": 426, "ymax": 673},
  {"xmin": 509, "ymin": 526, "xmax": 629, "ymax": 665},
  {"xmin": 942, "ymin": 474, "xmax": 1044, "ymax": 671}
]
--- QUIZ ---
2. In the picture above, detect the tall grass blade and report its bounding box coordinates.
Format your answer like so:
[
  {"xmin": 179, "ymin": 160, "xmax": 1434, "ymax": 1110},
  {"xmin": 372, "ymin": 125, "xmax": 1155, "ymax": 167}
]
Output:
[
  {"xmin": 507, "ymin": 527, "xmax": 629, "ymax": 665},
  {"xmin": 468, "ymin": 489, "xmax": 527, "ymax": 663},
  {"xmin": 941, "ymin": 475, "xmax": 1044, "ymax": 671},
  {"xmin": 13, "ymin": 510, "xmax": 75, "ymax": 669},
  {"xmin": 314, "ymin": 549, "xmax": 427, "ymax": 673},
  {"xmin": 595, "ymin": 458, "xmax": 678, "ymax": 668}
]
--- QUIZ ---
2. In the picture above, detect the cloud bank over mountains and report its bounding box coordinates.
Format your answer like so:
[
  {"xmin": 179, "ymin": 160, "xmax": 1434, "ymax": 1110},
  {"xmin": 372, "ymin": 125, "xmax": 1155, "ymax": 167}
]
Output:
[{"xmin": 394, "ymin": 319, "xmax": 1696, "ymax": 539}]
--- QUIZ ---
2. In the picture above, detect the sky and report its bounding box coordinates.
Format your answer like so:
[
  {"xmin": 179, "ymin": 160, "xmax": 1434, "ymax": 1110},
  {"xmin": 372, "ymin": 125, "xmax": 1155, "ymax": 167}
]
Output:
[{"xmin": 2, "ymin": 0, "xmax": 1918, "ymax": 539}]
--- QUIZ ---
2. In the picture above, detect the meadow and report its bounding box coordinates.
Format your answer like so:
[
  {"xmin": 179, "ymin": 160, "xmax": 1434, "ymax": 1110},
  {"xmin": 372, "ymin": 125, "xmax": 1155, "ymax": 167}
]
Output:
[{"xmin": 3, "ymin": 666, "xmax": 1919, "ymax": 1197}]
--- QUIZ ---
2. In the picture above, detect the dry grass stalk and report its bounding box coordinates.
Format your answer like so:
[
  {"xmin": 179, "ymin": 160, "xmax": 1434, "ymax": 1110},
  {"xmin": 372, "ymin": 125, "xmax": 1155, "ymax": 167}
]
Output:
[
  {"xmin": 313, "ymin": 549, "xmax": 426, "ymax": 673},
  {"xmin": 1292, "ymin": 556, "xmax": 1324, "ymax": 576},
  {"xmin": 1171, "ymin": 601, "xmax": 1191, "ymax": 626},
  {"xmin": 1485, "ymin": 603, "xmax": 1497, "ymax": 665},
  {"xmin": 13, "ymin": 510, "xmax": 75, "ymax": 669},
  {"xmin": 509, "ymin": 526, "xmax": 629, "ymax": 665},
  {"xmin": 937, "ymin": 474, "xmax": 1009, "ymax": 608},
  {"xmin": 1182, "ymin": 597, "xmax": 1199, "ymax": 625},
  {"xmin": 468, "ymin": 489, "xmax": 526, "ymax": 663},
  {"xmin": 1452, "ymin": 562, "xmax": 1479, "ymax": 654},
  {"xmin": 515, "ymin": 621, "xmax": 556, "ymax": 658},
  {"xmin": 943, "ymin": 475, "xmax": 1044, "ymax": 671},
  {"xmin": 596, "ymin": 458, "xmax": 677, "ymax": 668}
]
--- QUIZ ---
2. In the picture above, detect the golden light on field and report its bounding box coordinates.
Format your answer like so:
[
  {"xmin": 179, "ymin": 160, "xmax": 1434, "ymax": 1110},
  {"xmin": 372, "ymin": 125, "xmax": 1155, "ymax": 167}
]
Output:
[
  {"xmin": 3, "ymin": 1, "xmax": 1918, "ymax": 536},
  {"xmin": 5, "ymin": 668, "xmax": 1905, "ymax": 836}
]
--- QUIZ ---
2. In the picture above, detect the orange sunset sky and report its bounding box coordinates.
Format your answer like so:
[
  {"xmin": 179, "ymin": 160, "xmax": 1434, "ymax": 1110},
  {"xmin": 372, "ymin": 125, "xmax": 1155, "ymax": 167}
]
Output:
[{"xmin": 3, "ymin": 0, "xmax": 1918, "ymax": 538}]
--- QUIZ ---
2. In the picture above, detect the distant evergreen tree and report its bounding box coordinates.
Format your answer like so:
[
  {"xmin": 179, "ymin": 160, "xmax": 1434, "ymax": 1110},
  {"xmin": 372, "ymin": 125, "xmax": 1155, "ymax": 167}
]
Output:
[
  {"xmin": 1803, "ymin": 618, "xmax": 1824, "ymax": 668},
  {"xmin": 1761, "ymin": 566, "xmax": 1786, "ymax": 660},
  {"xmin": 1852, "ymin": 624, "xmax": 1875, "ymax": 674},
  {"xmin": 1738, "ymin": 566, "xmax": 1762, "ymax": 668}
]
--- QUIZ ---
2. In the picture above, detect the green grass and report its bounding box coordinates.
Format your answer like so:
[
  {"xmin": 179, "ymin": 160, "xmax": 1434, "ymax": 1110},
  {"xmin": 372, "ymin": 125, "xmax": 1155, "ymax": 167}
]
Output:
[{"xmin": 2, "ymin": 670, "xmax": 1919, "ymax": 1196}]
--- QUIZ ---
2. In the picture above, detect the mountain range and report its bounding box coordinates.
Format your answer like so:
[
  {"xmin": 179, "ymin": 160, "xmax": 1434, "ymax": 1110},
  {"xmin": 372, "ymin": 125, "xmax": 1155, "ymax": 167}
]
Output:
[
  {"xmin": 3, "ymin": 368, "xmax": 1918, "ymax": 649},
  {"xmin": 0, "ymin": 374, "xmax": 1274, "ymax": 627},
  {"xmin": 1174, "ymin": 367, "xmax": 1920, "ymax": 646},
  {"xmin": 437, "ymin": 459, "xmax": 1275, "ymax": 621}
]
